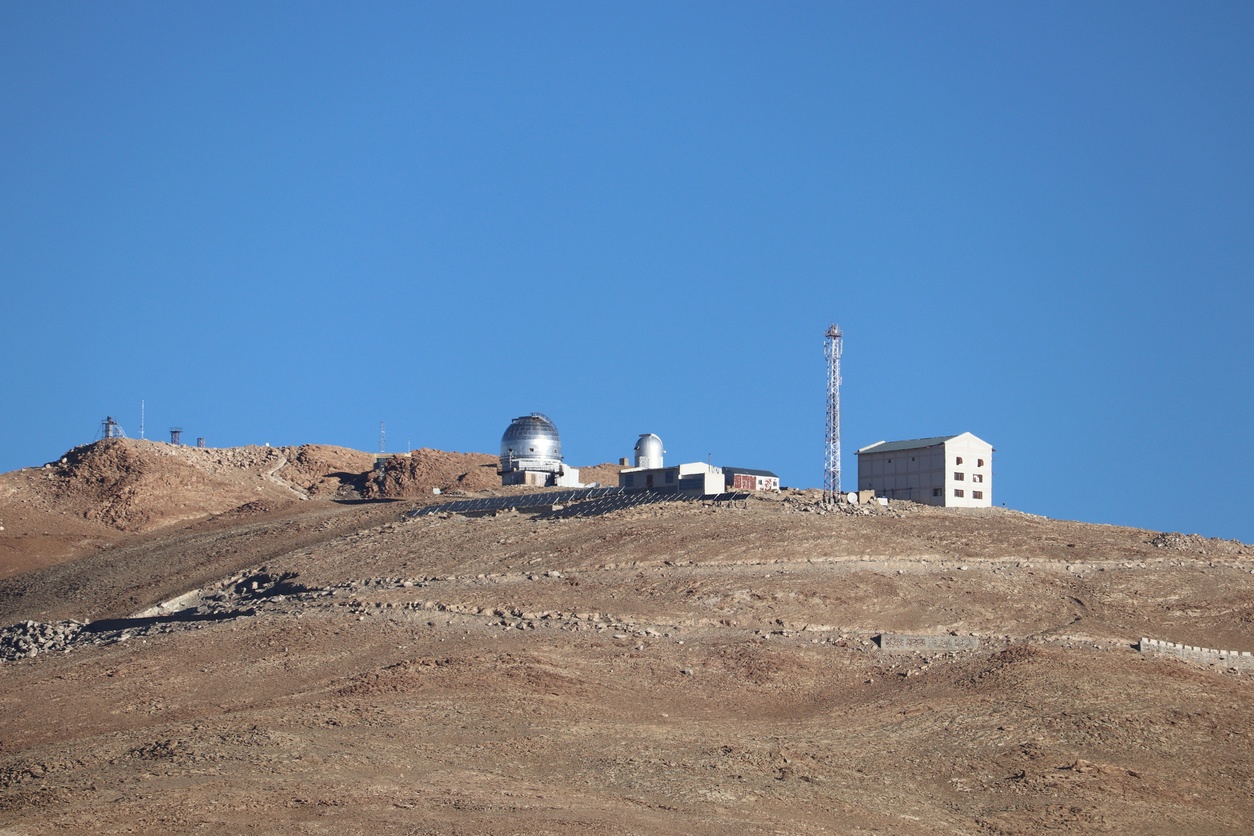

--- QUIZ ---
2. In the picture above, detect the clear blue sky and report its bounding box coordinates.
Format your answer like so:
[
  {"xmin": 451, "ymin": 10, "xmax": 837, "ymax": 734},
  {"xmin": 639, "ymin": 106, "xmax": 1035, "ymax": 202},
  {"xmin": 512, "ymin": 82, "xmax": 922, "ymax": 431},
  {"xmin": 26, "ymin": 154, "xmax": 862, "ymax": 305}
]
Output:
[{"xmin": 2, "ymin": 3, "xmax": 1251, "ymax": 542}]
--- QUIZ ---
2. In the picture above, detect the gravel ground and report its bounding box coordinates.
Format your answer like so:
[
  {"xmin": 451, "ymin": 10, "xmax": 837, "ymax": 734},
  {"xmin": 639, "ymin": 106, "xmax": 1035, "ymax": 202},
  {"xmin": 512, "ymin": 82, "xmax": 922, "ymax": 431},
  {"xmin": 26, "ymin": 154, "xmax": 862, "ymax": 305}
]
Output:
[{"xmin": 1, "ymin": 441, "xmax": 1252, "ymax": 834}]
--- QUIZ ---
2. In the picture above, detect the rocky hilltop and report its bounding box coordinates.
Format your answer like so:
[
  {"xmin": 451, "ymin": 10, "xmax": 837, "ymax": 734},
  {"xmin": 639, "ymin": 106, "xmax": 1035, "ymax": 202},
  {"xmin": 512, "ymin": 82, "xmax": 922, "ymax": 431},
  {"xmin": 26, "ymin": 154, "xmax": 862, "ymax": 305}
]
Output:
[
  {"xmin": 0, "ymin": 438, "xmax": 621, "ymax": 580},
  {"xmin": 0, "ymin": 440, "xmax": 1251, "ymax": 833}
]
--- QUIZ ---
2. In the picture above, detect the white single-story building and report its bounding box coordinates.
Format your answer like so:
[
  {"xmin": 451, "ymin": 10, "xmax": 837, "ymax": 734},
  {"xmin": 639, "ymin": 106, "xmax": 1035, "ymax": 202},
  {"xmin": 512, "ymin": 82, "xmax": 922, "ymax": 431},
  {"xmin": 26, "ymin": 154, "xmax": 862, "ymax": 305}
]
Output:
[
  {"xmin": 722, "ymin": 467, "xmax": 780, "ymax": 492},
  {"xmin": 619, "ymin": 461, "xmax": 725, "ymax": 496},
  {"xmin": 855, "ymin": 432, "xmax": 993, "ymax": 507}
]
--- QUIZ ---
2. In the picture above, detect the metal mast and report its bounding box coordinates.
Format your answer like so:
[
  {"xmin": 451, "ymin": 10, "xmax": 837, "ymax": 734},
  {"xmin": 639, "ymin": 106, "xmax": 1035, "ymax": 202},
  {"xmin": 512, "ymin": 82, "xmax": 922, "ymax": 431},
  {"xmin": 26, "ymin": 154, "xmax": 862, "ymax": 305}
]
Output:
[{"xmin": 824, "ymin": 323, "xmax": 844, "ymax": 502}]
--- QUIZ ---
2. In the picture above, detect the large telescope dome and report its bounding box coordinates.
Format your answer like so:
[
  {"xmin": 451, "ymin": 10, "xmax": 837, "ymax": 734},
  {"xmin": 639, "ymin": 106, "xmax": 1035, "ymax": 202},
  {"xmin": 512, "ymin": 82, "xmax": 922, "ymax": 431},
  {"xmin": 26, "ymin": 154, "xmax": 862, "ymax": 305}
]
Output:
[{"xmin": 500, "ymin": 413, "xmax": 563, "ymax": 470}]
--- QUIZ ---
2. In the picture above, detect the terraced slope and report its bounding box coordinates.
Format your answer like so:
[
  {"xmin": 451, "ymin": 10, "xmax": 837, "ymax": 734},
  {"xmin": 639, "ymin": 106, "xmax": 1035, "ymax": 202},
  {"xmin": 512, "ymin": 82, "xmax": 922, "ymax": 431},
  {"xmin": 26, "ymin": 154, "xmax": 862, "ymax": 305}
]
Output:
[{"xmin": 0, "ymin": 445, "xmax": 1251, "ymax": 834}]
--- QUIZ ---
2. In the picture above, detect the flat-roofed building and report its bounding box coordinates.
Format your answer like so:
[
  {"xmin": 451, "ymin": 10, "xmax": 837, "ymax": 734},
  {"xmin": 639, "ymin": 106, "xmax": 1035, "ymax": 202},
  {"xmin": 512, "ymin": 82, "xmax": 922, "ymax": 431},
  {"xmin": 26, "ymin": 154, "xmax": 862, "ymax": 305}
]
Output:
[
  {"xmin": 856, "ymin": 432, "xmax": 992, "ymax": 507},
  {"xmin": 722, "ymin": 467, "xmax": 780, "ymax": 492},
  {"xmin": 619, "ymin": 461, "xmax": 724, "ymax": 496}
]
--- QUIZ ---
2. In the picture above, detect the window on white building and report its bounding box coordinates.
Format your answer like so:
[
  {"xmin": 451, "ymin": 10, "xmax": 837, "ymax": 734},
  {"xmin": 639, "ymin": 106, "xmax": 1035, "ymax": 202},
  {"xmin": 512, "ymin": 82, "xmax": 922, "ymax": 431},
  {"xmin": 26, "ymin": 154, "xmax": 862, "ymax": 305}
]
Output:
[
  {"xmin": 954, "ymin": 489, "xmax": 964, "ymax": 497},
  {"xmin": 973, "ymin": 491, "xmax": 983, "ymax": 499},
  {"xmin": 972, "ymin": 473, "xmax": 984, "ymax": 483},
  {"xmin": 954, "ymin": 472, "xmax": 965, "ymax": 481},
  {"xmin": 956, "ymin": 457, "xmax": 963, "ymax": 465},
  {"xmin": 977, "ymin": 458, "xmax": 984, "ymax": 467}
]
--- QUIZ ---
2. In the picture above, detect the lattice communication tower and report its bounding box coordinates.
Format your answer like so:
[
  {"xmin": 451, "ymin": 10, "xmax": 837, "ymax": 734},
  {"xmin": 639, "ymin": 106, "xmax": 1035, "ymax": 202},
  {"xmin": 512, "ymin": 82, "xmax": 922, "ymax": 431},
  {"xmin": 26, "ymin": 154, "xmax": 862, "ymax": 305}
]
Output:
[{"xmin": 824, "ymin": 324, "xmax": 844, "ymax": 502}]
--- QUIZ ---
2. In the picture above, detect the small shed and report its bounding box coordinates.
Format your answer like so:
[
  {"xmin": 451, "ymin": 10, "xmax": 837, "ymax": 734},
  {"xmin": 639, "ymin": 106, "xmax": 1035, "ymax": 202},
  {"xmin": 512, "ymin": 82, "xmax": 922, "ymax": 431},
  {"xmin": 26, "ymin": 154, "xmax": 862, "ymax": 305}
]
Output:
[{"xmin": 722, "ymin": 467, "xmax": 780, "ymax": 492}]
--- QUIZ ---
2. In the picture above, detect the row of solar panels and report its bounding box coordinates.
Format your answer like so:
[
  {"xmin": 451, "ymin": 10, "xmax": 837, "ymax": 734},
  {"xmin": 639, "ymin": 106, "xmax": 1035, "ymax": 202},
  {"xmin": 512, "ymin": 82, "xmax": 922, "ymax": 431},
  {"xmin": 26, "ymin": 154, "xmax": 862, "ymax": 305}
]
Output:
[
  {"xmin": 406, "ymin": 487, "xmax": 625, "ymax": 518},
  {"xmin": 548, "ymin": 490, "xmax": 753, "ymax": 518},
  {"xmin": 407, "ymin": 488, "xmax": 753, "ymax": 519},
  {"xmin": 546, "ymin": 489, "xmax": 687, "ymax": 518}
]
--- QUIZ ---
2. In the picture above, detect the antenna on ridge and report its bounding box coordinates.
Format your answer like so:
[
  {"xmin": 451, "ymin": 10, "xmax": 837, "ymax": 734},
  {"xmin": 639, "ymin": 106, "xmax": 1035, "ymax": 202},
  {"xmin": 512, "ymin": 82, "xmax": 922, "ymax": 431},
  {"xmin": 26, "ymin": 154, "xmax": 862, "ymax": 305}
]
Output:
[
  {"xmin": 379, "ymin": 421, "xmax": 386, "ymax": 454},
  {"xmin": 824, "ymin": 323, "xmax": 844, "ymax": 503}
]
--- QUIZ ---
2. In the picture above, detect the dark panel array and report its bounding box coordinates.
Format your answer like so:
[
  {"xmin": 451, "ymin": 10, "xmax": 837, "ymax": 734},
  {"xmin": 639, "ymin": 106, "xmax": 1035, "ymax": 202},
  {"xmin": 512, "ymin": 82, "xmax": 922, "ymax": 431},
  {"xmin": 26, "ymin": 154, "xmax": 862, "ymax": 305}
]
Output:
[
  {"xmin": 407, "ymin": 488, "xmax": 754, "ymax": 519},
  {"xmin": 547, "ymin": 490, "xmax": 750, "ymax": 518},
  {"xmin": 406, "ymin": 487, "xmax": 624, "ymax": 518},
  {"xmin": 545, "ymin": 489, "xmax": 687, "ymax": 518}
]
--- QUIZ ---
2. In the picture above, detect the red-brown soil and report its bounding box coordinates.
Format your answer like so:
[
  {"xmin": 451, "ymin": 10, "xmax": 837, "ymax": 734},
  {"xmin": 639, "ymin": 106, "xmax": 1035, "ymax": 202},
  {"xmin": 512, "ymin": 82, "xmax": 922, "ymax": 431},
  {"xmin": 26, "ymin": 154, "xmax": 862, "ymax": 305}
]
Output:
[
  {"xmin": 1, "ymin": 440, "xmax": 1252, "ymax": 834},
  {"xmin": 366, "ymin": 448, "xmax": 502, "ymax": 498}
]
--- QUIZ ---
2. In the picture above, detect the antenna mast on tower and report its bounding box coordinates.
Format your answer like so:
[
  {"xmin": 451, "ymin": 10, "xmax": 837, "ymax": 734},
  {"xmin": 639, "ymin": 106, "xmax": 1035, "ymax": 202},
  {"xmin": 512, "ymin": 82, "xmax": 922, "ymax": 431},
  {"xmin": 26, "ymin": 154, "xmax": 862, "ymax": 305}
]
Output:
[
  {"xmin": 379, "ymin": 422, "xmax": 386, "ymax": 455},
  {"xmin": 824, "ymin": 323, "xmax": 844, "ymax": 502}
]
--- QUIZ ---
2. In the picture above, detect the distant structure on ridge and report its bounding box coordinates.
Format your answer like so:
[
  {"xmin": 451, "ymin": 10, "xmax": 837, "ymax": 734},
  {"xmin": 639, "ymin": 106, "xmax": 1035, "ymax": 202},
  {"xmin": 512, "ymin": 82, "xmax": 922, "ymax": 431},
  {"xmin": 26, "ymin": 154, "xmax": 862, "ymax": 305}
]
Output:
[
  {"xmin": 856, "ymin": 433, "xmax": 993, "ymax": 507},
  {"xmin": 618, "ymin": 432, "xmax": 778, "ymax": 495},
  {"xmin": 101, "ymin": 416, "xmax": 126, "ymax": 439},
  {"xmin": 169, "ymin": 427, "xmax": 183, "ymax": 446},
  {"xmin": 824, "ymin": 324, "xmax": 843, "ymax": 502}
]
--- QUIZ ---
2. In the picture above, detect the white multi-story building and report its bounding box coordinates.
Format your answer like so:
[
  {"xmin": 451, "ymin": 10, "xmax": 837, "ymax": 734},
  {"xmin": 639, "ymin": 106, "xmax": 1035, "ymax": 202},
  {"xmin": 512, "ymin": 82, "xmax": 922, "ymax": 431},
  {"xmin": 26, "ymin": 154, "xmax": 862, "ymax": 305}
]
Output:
[{"xmin": 856, "ymin": 432, "xmax": 993, "ymax": 507}]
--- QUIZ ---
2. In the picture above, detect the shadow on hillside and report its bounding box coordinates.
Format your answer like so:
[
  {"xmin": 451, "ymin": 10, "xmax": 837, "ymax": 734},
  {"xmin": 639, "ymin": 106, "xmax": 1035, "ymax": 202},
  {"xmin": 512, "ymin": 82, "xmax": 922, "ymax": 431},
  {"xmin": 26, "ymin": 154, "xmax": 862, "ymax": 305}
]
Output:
[{"xmin": 82, "ymin": 608, "xmax": 256, "ymax": 634}]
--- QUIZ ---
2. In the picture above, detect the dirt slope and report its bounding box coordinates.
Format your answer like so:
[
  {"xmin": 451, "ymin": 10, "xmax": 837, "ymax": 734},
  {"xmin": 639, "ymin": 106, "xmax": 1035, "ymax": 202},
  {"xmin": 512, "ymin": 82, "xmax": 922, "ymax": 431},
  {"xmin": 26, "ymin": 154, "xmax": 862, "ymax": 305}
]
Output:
[
  {"xmin": 367, "ymin": 449, "xmax": 502, "ymax": 498},
  {"xmin": 0, "ymin": 440, "xmax": 377, "ymax": 580},
  {"xmin": 1, "ymin": 448, "xmax": 1252, "ymax": 834}
]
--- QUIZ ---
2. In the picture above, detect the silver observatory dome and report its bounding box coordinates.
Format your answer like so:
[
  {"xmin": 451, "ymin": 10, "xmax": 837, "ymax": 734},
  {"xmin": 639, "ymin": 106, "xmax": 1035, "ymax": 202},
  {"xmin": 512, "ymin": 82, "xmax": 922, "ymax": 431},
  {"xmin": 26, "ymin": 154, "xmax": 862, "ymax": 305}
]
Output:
[
  {"xmin": 499, "ymin": 413, "xmax": 563, "ymax": 469},
  {"xmin": 634, "ymin": 433, "xmax": 664, "ymax": 469}
]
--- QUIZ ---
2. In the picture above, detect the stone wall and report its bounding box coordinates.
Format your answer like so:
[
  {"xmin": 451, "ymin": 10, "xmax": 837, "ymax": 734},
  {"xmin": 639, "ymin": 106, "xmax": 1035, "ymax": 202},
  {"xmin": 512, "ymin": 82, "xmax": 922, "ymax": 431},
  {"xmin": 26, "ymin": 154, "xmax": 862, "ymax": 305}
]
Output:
[
  {"xmin": 1139, "ymin": 637, "xmax": 1254, "ymax": 671},
  {"xmin": 877, "ymin": 633, "xmax": 980, "ymax": 653}
]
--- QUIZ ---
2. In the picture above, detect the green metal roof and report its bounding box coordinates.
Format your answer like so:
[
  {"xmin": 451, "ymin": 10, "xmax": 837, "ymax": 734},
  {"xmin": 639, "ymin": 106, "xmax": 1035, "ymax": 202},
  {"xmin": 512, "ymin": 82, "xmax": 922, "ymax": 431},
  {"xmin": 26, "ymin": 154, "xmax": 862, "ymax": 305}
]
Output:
[
  {"xmin": 722, "ymin": 467, "xmax": 779, "ymax": 478},
  {"xmin": 855, "ymin": 435, "xmax": 958, "ymax": 455}
]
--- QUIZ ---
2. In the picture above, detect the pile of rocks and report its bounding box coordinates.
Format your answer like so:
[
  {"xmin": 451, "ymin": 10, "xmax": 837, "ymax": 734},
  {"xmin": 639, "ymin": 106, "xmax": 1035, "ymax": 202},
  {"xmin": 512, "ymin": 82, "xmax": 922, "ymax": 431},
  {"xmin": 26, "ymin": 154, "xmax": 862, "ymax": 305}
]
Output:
[
  {"xmin": 0, "ymin": 619, "xmax": 84, "ymax": 661},
  {"xmin": 1148, "ymin": 532, "xmax": 1247, "ymax": 555}
]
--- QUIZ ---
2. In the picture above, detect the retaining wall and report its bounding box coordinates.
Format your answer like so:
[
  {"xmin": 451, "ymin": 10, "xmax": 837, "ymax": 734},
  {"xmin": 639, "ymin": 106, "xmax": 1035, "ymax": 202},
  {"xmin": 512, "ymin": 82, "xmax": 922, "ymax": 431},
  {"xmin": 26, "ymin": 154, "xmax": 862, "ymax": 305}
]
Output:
[
  {"xmin": 1139, "ymin": 637, "xmax": 1254, "ymax": 671},
  {"xmin": 877, "ymin": 633, "xmax": 980, "ymax": 653}
]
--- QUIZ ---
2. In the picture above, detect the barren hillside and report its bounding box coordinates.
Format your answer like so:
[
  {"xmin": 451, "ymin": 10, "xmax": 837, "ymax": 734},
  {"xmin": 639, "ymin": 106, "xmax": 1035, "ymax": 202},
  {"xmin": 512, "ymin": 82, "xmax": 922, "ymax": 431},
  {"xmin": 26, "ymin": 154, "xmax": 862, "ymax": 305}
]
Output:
[{"xmin": 1, "ymin": 441, "xmax": 1252, "ymax": 834}]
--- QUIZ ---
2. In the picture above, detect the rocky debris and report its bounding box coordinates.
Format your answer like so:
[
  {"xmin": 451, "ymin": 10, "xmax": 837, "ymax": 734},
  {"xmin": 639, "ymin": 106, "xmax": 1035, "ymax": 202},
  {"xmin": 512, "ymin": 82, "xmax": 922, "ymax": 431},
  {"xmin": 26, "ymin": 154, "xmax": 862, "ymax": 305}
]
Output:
[
  {"xmin": 233, "ymin": 571, "xmax": 313, "ymax": 600},
  {"xmin": 0, "ymin": 619, "xmax": 84, "ymax": 660},
  {"xmin": 276, "ymin": 445, "xmax": 375, "ymax": 497},
  {"xmin": 775, "ymin": 490, "xmax": 907, "ymax": 517},
  {"xmin": 1148, "ymin": 531, "xmax": 1247, "ymax": 555},
  {"xmin": 11, "ymin": 438, "xmax": 383, "ymax": 534},
  {"xmin": 365, "ymin": 449, "xmax": 502, "ymax": 498}
]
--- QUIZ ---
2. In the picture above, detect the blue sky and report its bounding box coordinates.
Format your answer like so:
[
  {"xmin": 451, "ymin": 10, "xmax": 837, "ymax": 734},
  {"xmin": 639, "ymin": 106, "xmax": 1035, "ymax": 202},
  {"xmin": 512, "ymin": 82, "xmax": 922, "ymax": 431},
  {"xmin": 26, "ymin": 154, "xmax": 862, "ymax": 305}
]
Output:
[{"xmin": 2, "ymin": 3, "xmax": 1251, "ymax": 542}]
